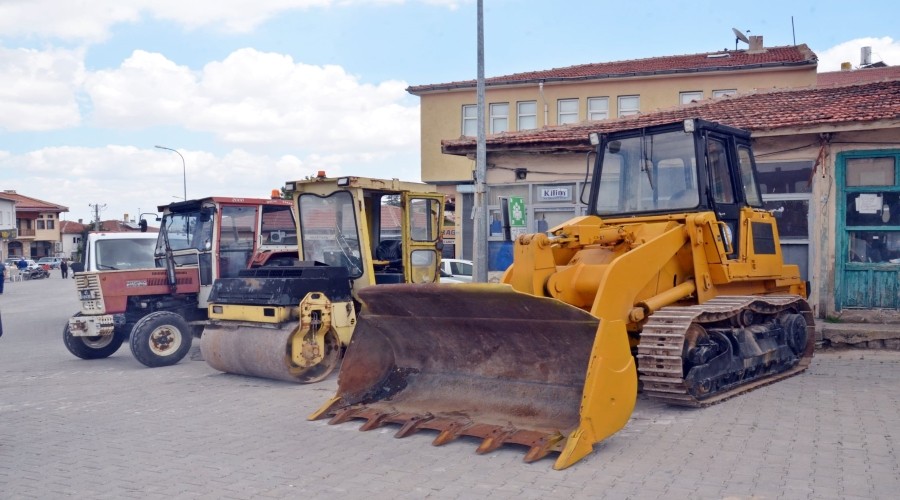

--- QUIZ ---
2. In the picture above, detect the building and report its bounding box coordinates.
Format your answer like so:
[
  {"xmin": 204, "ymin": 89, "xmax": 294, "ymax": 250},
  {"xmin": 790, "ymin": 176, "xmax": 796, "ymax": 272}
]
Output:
[
  {"xmin": 441, "ymin": 79, "xmax": 900, "ymax": 329},
  {"xmin": 410, "ymin": 37, "xmax": 817, "ymax": 185},
  {"xmin": 0, "ymin": 190, "xmax": 68, "ymax": 260},
  {"xmin": 408, "ymin": 37, "xmax": 818, "ymax": 256}
]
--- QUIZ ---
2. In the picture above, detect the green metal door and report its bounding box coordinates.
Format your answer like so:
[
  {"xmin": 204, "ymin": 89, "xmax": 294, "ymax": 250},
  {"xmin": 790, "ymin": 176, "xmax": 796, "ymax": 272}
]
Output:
[{"xmin": 835, "ymin": 150, "xmax": 900, "ymax": 310}]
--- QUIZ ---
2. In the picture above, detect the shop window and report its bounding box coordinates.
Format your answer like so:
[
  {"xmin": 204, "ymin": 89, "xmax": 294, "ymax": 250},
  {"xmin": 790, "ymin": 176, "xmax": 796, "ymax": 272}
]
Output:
[
  {"xmin": 534, "ymin": 209, "xmax": 574, "ymax": 234},
  {"xmin": 846, "ymin": 157, "xmax": 895, "ymax": 186}
]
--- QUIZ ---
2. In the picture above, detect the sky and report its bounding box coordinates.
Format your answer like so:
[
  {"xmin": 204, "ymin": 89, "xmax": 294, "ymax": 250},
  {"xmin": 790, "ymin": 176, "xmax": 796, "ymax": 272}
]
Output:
[{"xmin": 1, "ymin": 0, "xmax": 898, "ymax": 225}]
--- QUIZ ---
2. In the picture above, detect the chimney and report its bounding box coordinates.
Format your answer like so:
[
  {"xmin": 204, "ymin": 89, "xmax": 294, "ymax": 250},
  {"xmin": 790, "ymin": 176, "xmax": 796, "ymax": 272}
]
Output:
[
  {"xmin": 841, "ymin": 62, "xmax": 852, "ymax": 71},
  {"xmin": 78, "ymin": 218, "xmax": 83, "ymax": 224},
  {"xmin": 748, "ymin": 35, "xmax": 765, "ymax": 53},
  {"xmin": 124, "ymin": 213, "xmax": 129, "ymax": 222},
  {"xmin": 861, "ymin": 46, "xmax": 872, "ymax": 66}
]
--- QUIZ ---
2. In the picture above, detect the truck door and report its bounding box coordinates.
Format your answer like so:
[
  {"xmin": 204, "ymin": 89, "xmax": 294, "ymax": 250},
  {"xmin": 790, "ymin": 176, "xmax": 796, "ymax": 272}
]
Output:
[{"xmin": 402, "ymin": 193, "xmax": 444, "ymax": 283}]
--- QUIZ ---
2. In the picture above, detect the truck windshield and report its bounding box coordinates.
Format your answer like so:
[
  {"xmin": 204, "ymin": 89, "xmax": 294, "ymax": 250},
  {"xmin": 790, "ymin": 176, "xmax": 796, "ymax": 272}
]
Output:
[
  {"xmin": 595, "ymin": 130, "xmax": 700, "ymax": 216},
  {"xmin": 297, "ymin": 191, "xmax": 363, "ymax": 278},
  {"xmin": 95, "ymin": 239, "xmax": 158, "ymax": 270}
]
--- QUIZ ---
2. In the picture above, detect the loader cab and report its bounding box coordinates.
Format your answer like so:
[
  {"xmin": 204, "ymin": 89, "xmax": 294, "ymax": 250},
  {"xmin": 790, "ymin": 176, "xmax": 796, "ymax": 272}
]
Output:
[{"xmin": 590, "ymin": 119, "xmax": 765, "ymax": 259}]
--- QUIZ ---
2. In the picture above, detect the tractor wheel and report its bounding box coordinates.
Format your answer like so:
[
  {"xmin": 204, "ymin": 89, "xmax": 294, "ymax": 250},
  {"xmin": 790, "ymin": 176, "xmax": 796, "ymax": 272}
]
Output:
[
  {"xmin": 129, "ymin": 311, "xmax": 193, "ymax": 368},
  {"xmin": 63, "ymin": 320, "xmax": 125, "ymax": 360}
]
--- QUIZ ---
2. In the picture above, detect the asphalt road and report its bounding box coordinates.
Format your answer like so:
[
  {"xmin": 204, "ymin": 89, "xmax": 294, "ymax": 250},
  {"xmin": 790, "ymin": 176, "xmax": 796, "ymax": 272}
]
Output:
[{"xmin": 1, "ymin": 274, "xmax": 899, "ymax": 499}]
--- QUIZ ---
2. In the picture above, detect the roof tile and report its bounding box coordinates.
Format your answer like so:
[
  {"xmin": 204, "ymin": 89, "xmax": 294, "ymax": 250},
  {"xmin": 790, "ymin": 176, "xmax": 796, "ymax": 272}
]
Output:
[{"xmin": 410, "ymin": 45, "xmax": 816, "ymax": 93}]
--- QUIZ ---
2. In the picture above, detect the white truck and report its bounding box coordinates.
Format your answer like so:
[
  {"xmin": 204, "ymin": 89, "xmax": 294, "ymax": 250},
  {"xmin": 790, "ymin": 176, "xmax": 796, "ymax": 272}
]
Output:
[{"xmin": 70, "ymin": 231, "xmax": 158, "ymax": 273}]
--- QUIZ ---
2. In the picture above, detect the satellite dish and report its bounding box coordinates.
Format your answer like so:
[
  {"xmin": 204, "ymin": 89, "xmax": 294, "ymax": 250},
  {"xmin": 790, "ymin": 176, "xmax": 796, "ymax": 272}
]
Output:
[{"xmin": 732, "ymin": 27, "xmax": 750, "ymax": 45}]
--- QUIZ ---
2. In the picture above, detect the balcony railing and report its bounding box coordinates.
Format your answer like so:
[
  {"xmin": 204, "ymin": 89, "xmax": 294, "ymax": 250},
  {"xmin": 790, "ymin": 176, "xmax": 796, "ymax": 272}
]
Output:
[{"xmin": 17, "ymin": 228, "xmax": 36, "ymax": 237}]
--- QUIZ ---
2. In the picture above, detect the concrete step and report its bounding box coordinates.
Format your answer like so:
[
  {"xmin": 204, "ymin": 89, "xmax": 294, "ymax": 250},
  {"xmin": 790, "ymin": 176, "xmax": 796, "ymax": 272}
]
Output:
[{"xmin": 818, "ymin": 322, "xmax": 900, "ymax": 350}]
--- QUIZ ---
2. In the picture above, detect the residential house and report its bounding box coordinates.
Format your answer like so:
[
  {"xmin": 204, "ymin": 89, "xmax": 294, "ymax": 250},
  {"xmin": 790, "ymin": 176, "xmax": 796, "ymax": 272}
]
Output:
[
  {"xmin": 0, "ymin": 190, "xmax": 68, "ymax": 260},
  {"xmin": 441, "ymin": 79, "xmax": 900, "ymax": 329}
]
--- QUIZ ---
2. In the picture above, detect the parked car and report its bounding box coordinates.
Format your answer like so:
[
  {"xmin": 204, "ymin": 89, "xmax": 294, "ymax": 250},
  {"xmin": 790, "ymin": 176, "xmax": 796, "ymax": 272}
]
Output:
[
  {"xmin": 36, "ymin": 257, "xmax": 64, "ymax": 269},
  {"xmin": 440, "ymin": 258, "xmax": 473, "ymax": 282}
]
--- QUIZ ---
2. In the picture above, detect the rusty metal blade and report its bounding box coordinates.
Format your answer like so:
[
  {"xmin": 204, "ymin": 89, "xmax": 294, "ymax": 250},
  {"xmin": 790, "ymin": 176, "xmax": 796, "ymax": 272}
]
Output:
[{"xmin": 321, "ymin": 283, "xmax": 601, "ymax": 461}]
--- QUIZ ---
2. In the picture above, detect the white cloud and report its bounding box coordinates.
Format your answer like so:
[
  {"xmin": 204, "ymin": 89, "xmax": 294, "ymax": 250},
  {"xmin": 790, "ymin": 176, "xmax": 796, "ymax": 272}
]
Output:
[
  {"xmin": 2, "ymin": 145, "xmax": 421, "ymax": 224},
  {"xmin": 0, "ymin": 0, "xmax": 467, "ymax": 41},
  {"xmin": 0, "ymin": 46, "xmax": 85, "ymax": 131},
  {"xmin": 84, "ymin": 48, "xmax": 420, "ymax": 155},
  {"xmin": 816, "ymin": 36, "xmax": 900, "ymax": 72}
]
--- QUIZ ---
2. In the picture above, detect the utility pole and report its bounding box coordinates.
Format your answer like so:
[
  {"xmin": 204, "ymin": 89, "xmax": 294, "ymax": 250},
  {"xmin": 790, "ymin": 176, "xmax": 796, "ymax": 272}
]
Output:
[
  {"xmin": 473, "ymin": 0, "xmax": 488, "ymax": 282},
  {"xmin": 89, "ymin": 203, "xmax": 106, "ymax": 231}
]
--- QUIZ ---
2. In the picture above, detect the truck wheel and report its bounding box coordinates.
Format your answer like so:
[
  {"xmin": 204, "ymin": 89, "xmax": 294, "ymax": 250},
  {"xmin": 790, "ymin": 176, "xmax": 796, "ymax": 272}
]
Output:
[
  {"xmin": 63, "ymin": 322, "xmax": 125, "ymax": 360},
  {"xmin": 130, "ymin": 311, "xmax": 193, "ymax": 368}
]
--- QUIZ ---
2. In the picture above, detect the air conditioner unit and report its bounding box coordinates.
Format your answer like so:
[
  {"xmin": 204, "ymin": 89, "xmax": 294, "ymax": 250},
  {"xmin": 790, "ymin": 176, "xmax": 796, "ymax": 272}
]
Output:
[{"xmin": 269, "ymin": 231, "xmax": 283, "ymax": 243}]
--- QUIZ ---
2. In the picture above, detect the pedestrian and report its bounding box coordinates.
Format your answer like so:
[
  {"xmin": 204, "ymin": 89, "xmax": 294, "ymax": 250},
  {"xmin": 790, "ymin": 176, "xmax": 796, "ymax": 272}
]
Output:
[
  {"xmin": 60, "ymin": 259, "xmax": 69, "ymax": 279},
  {"xmin": 0, "ymin": 261, "xmax": 5, "ymax": 294},
  {"xmin": 17, "ymin": 256, "xmax": 27, "ymax": 270}
]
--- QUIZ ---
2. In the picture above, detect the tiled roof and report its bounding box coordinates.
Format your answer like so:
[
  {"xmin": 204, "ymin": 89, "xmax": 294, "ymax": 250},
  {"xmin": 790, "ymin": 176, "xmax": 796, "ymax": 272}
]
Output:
[
  {"xmin": 60, "ymin": 220, "xmax": 87, "ymax": 234},
  {"xmin": 409, "ymin": 45, "xmax": 816, "ymax": 93},
  {"xmin": 442, "ymin": 80, "xmax": 900, "ymax": 154},
  {"xmin": 0, "ymin": 190, "xmax": 68, "ymax": 213},
  {"xmin": 817, "ymin": 66, "xmax": 900, "ymax": 87}
]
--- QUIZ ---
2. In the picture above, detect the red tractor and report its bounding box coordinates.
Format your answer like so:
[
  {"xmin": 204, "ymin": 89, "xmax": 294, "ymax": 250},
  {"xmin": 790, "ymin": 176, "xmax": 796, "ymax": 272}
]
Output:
[{"xmin": 64, "ymin": 195, "xmax": 298, "ymax": 367}]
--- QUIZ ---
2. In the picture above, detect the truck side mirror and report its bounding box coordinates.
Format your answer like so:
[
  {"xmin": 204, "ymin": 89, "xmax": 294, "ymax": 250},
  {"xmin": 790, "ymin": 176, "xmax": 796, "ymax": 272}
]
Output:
[{"xmin": 139, "ymin": 219, "xmax": 148, "ymax": 232}]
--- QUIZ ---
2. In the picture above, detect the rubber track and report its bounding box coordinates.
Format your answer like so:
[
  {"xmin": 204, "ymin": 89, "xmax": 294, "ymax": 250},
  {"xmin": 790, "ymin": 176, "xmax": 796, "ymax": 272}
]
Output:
[{"xmin": 636, "ymin": 295, "xmax": 815, "ymax": 407}]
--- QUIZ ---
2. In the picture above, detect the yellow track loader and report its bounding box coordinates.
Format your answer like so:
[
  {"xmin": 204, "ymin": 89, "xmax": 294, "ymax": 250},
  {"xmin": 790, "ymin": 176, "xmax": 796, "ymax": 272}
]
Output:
[
  {"xmin": 200, "ymin": 175, "xmax": 445, "ymax": 383},
  {"xmin": 310, "ymin": 119, "xmax": 815, "ymax": 469}
]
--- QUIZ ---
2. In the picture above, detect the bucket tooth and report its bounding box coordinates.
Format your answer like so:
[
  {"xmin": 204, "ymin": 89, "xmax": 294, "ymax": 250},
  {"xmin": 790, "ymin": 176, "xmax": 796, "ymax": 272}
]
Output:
[
  {"xmin": 476, "ymin": 427, "xmax": 516, "ymax": 455},
  {"xmin": 359, "ymin": 411, "xmax": 397, "ymax": 432},
  {"xmin": 394, "ymin": 414, "xmax": 434, "ymax": 439},
  {"xmin": 432, "ymin": 421, "xmax": 472, "ymax": 446},
  {"xmin": 328, "ymin": 407, "xmax": 362, "ymax": 425},
  {"xmin": 523, "ymin": 433, "xmax": 566, "ymax": 463}
]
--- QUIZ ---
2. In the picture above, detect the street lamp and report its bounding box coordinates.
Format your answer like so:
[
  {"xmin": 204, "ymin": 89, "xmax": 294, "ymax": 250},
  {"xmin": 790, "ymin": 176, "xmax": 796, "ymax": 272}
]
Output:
[{"xmin": 155, "ymin": 145, "xmax": 187, "ymax": 201}]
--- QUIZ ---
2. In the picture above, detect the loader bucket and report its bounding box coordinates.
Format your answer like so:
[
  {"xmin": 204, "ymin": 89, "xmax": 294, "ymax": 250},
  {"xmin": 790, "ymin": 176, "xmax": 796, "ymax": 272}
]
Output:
[{"xmin": 310, "ymin": 283, "xmax": 637, "ymax": 469}]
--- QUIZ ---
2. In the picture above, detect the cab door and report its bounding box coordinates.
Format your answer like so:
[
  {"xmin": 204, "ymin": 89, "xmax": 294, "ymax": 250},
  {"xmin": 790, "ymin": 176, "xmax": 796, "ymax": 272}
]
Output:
[
  {"xmin": 704, "ymin": 133, "xmax": 742, "ymax": 258},
  {"xmin": 401, "ymin": 193, "xmax": 444, "ymax": 283}
]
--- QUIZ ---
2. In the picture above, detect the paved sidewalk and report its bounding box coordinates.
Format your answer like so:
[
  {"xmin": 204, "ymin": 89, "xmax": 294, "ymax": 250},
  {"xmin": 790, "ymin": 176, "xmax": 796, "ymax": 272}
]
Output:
[{"xmin": 1, "ymin": 277, "xmax": 899, "ymax": 499}]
